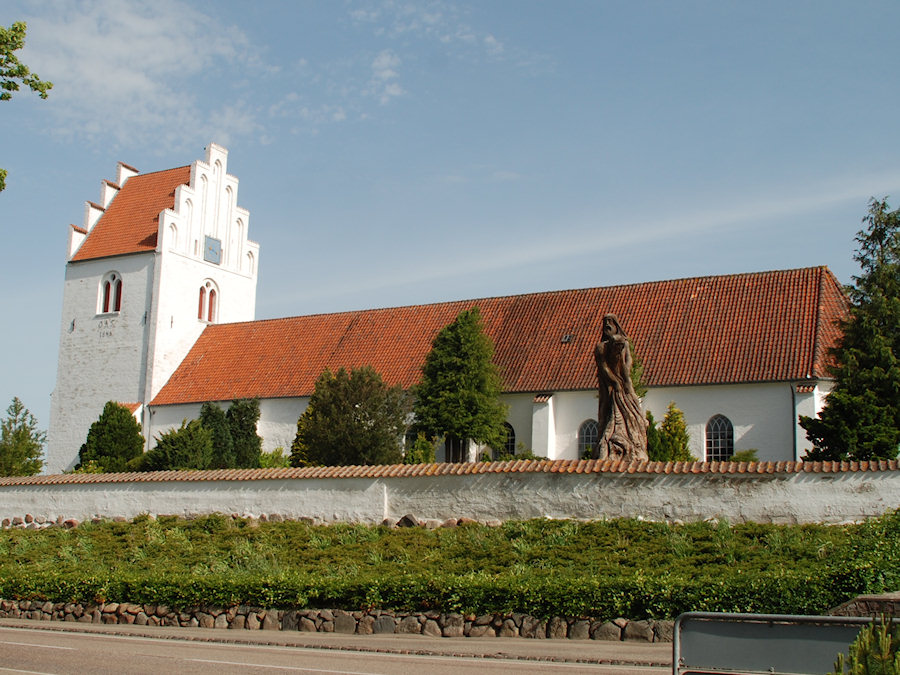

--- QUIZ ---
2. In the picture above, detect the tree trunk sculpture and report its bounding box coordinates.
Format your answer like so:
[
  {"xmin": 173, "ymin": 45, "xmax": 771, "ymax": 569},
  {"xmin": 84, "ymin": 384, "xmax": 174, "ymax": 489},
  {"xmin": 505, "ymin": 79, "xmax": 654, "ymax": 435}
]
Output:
[{"xmin": 593, "ymin": 314, "xmax": 648, "ymax": 461}]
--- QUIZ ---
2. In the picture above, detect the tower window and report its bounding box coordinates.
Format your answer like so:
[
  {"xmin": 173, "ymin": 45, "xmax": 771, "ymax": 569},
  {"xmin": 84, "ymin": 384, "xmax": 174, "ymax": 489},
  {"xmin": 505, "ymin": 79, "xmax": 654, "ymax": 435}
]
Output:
[
  {"xmin": 198, "ymin": 280, "xmax": 219, "ymax": 323},
  {"xmin": 99, "ymin": 272, "xmax": 122, "ymax": 314}
]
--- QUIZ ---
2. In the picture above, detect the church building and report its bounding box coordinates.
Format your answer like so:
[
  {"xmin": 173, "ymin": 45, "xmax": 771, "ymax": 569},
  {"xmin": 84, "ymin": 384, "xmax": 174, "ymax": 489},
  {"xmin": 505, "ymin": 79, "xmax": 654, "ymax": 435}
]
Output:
[{"xmin": 46, "ymin": 145, "xmax": 848, "ymax": 474}]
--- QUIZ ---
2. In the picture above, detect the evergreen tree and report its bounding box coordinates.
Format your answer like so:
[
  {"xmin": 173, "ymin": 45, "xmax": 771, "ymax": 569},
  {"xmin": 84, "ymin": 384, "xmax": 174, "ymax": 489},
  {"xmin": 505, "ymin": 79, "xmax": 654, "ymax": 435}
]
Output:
[
  {"xmin": 0, "ymin": 397, "xmax": 45, "ymax": 476},
  {"xmin": 78, "ymin": 401, "xmax": 144, "ymax": 472},
  {"xmin": 646, "ymin": 410, "xmax": 665, "ymax": 461},
  {"xmin": 200, "ymin": 402, "xmax": 235, "ymax": 469},
  {"xmin": 801, "ymin": 199, "xmax": 900, "ymax": 461},
  {"xmin": 138, "ymin": 419, "xmax": 213, "ymax": 471},
  {"xmin": 226, "ymin": 398, "xmax": 263, "ymax": 468},
  {"xmin": 404, "ymin": 432, "xmax": 437, "ymax": 465},
  {"xmin": 413, "ymin": 307, "xmax": 508, "ymax": 452},
  {"xmin": 658, "ymin": 402, "xmax": 694, "ymax": 461},
  {"xmin": 291, "ymin": 366, "xmax": 408, "ymax": 467}
]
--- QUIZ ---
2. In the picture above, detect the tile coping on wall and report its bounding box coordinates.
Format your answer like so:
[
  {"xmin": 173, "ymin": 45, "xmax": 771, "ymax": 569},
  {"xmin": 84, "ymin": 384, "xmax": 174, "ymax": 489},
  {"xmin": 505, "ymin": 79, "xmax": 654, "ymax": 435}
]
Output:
[{"xmin": 2, "ymin": 458, "xmax": 897, "ymax": 486}]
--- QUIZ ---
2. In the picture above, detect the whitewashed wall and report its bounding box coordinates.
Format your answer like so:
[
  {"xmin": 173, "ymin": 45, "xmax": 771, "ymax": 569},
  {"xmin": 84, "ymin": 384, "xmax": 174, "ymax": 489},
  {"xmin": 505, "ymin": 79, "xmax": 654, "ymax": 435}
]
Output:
[{"xmin": 2, "ymin": 467, "xmax": 897, "ymax": 526}]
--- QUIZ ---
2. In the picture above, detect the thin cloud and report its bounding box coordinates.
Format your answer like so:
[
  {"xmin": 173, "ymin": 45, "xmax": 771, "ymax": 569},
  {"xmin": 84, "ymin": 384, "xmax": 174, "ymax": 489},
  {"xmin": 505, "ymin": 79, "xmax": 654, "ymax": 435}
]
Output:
[{"xmin": 19, "ymin": 0, "xmax": 267, "ymax": 149}]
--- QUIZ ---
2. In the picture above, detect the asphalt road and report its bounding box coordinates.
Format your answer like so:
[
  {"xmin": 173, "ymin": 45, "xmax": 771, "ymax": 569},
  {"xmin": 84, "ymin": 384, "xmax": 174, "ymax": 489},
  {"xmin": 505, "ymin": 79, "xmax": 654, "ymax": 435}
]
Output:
[{"xmin": 0, "ymin": 620, "xmax": 672, "ymax": 675}]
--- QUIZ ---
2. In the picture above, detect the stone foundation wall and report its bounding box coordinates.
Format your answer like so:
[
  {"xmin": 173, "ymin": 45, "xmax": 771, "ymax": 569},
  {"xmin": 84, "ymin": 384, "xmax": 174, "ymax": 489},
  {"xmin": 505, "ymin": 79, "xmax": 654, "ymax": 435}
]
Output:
[{"xmin": 0, "ymin": 599, "xmax": 673, "ymax": 642}]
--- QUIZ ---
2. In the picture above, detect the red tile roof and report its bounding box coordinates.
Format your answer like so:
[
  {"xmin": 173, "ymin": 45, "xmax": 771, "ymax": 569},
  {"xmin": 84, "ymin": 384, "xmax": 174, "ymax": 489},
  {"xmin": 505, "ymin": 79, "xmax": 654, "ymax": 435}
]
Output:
[
  {"xmin": 1, "ymin": 458, "xmax": 895, "ymax": 485},
  {"xmin": 71, "ymin": 166, "xmax": 191, "ymax": 262},
  {"xmin": 151, "ymin": 266, "xmax": 848, "ymax": 406}
]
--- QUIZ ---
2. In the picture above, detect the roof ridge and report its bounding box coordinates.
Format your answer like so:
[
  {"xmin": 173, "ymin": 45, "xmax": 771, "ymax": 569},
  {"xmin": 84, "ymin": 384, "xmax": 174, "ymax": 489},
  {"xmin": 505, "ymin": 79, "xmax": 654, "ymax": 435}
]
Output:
[{"xmin": 225, "ymin": 267, "xmax": 832, "ymax": 327}]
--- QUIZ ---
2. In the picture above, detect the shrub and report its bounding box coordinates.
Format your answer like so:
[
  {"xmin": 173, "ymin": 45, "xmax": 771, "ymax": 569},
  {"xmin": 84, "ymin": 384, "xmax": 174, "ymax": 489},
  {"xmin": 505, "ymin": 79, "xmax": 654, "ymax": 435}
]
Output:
[{"xmin": 77, "ymin": 402, "xmax": 144, "ymax": 472}]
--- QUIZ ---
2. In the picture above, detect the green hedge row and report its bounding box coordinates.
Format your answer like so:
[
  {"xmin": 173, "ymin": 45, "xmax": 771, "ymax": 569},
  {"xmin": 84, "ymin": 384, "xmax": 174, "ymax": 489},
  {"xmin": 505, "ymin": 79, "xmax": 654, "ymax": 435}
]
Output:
[{"xmin": 0, "ymin": 563, "xmax": 892, "ymax": 620}]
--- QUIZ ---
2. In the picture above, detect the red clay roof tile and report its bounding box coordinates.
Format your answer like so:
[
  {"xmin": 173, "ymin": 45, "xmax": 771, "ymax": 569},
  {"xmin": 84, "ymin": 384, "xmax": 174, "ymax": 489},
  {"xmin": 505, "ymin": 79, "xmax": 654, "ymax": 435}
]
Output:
[
  {"xmin": 151, "ymin": 267, "xmax": 848, "ymax": 406},
  {"xmin": 71, "ymin": 166, "xmax": 191, "ymax": 262}
]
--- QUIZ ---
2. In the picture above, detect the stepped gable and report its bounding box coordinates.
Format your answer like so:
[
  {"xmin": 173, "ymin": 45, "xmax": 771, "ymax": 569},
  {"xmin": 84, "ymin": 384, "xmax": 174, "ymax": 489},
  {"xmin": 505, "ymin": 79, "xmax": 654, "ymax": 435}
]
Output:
[
  {"xmin": 151, "ymin": 266, "xmax": 848, "ymax": 406},
  {"xmin": 71, "ymin": 166, "xmax": 191, "ymax": 261}
]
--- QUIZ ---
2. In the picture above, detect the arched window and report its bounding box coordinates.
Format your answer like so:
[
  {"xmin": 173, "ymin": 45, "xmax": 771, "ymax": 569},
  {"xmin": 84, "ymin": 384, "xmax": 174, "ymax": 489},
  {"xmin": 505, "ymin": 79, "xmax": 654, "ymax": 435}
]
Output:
[
  {"xmin": 198, "ymin": 280, "xmax": 218, "ymax": 323},
  {"xmin": 99, "ymin": 272, "xmax": 122, "ymax": 314},
  {"xmin": 493, "ymin": 422, "xmax": 516, "ymax": 459},
  {"xmin": 578, "ymin": 419, "xmax": 599, "ymax": 458},
  {"xmin": 705, "ymin": 414, "xmax": 734, "ymax": 461}
]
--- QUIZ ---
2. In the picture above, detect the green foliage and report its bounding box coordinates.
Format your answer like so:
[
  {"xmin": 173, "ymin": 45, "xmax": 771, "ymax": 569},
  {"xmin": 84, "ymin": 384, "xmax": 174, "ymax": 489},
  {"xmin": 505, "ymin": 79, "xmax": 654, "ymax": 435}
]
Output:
[
  {"xmin": 630, "ymin": 342, "xmax": 648, "ymax": 398},
  {"xmin": 200, "ymin": 402, "xmax": 235, "ymax": 469},
  {"xmin": 137, "ymin": 419, "xmax": 213, "ymax": 471},
  {"xmin": 730, "ymin": 449, "xmax": 759, "ymax": 462},
  {"xmin": 646, "ymin": 410, "xmax": 665, "ymax": 461},
  {"xmin": 0, "ymin": 397, "xmax": 44, "ymax": 476},
  {"xmin": 227, "ymin": 398, "xmax": 262, "ymax": 468},
  {"xmin": 487, "ymin": 445, "xmax": 542, "ymax": 462},
  {"xmin": 2, "ymin": 512, "xmax": 900, "ymax": 619},
  {"xmin": 830, "ymin": 619, "xmax": 900, "ymax": 674},
  {"xmin": 291, "ymin": 367, "xmax": 407, "ymax": 467},
  {"xmin": 654, "ymin": 403, "xmax": 695, "ymax": 461},
  {"xmin": 0, "ymin": 22, "xmax": 52, "ymax": 192},
  {"xmin": 413, "ymin": 307, "xmax": 509, "ymax": 450},
  {"xmin": 404, "ymin": 432, "xmax": 436, "ymax": 464},
  {"xmin": 802, "ymin": 199, "xmax": 900, "ymax": 461},
  {"xmin": 77, "ymin": 402, "xmax": 144, "ymax": 473},
  {"xmin": 260, "ymin": 447, "xmax": 290, "ymax": 468}
]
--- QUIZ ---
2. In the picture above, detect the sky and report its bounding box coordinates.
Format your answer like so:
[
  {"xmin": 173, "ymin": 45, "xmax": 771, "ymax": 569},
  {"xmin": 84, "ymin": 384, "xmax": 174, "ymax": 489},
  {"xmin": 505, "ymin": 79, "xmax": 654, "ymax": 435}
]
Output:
[{"xmin": 2, "ymin": 0, "xmax": 900, "ymax": 434}]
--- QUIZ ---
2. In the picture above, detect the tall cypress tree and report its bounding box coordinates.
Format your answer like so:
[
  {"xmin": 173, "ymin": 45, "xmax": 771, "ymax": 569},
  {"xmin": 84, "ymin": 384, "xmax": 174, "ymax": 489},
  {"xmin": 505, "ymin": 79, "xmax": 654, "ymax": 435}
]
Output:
[
  {"xmin": 801, "ymin": 199, "xmax": 900, "ymax": 461},
  {"xmin": 413, "ymin": 307, "xmax": 508, "ymax": 455},
  {"xmin": 200, "ymin": 402, "xmax": 235, "ymax": 469},
  {"xmin": 226, "ymin": 398, "xmax": 262, "ymax": 468}
]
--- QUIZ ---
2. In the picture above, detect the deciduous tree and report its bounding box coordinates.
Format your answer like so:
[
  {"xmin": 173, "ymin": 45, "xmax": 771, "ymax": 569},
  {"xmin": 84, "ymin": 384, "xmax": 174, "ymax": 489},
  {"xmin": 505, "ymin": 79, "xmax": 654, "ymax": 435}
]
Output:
[
  {"xmin": 801, "ymin": 199, "xmax": 900, "ymax": 461},
  {"xmin": 413, "ymin": 307, "xmax": 508, "ymax": 456},
  {"xmin": 0, "ymin": 397, "xmax": 44, "ymax": 476},
  {"xmin": 1, "ymin": 22, "xmax": 52, "ymax": 191},
  {"xmin": 291, "ymin": 366, "xmax": 408, "ymax": 467}
]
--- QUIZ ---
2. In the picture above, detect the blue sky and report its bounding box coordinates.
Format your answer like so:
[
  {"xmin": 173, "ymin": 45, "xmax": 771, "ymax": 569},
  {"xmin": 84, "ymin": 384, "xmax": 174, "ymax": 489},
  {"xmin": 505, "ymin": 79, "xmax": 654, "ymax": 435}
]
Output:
[{"xmin": 3, "ymin": 0, "xmax": 900, "ymax": 434}]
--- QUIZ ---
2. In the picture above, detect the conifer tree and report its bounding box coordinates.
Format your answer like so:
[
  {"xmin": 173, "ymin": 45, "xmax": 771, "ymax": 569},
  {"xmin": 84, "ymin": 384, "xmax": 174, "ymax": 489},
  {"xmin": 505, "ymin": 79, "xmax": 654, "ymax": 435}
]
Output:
[
  {"xmin": 291, "ymin": 366, "xmax": 407, "ymax": 467},
  {"xmin": 226, "ymin": 398, "xmax": 263, "ymax": 468},
  {"xmin": 78, "ymin": 402, "xmax": 144, "ymax": 472},
  {"xmin": 801, "ymin": 199, "xmax": 900, "ymax": 461},
  {"xmin": 200, "ymin": 402, "xmax": 235, "ymax": 469},
  {"xmin": 139, "ymin": 419, "xmax": 213, "ymax": 471},
  {"xmin": 658, "ymin": 402, "xmax": 694, "ymax": 461},
  {"xmin": 646, "ymin": 410, "xmax": 665, "ymax": 461},
  {"xmin": 413, "ymin": 307, "xmax": 508, "ymax": 455},
  {"xmin": 0, "ymin": 397, "xmax": 45, "ymax": 476}
]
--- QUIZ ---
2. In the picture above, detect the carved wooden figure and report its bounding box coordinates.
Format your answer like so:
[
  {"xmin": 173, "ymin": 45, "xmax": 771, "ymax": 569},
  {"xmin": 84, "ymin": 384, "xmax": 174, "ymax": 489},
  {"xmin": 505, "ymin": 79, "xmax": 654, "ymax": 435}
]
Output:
[{"xmin": 593, "ymin": 314, "xmax": 648, "ymax": 461}]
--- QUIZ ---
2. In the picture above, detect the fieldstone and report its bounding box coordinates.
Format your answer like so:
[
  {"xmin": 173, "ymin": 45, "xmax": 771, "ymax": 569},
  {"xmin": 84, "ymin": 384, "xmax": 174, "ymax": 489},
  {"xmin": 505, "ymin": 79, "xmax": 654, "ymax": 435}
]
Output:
[
  {"xmin": 24, "ymin": 514, "xmax": 34, "ymax": 524},
  {"xmin": 623, "ymin": 620, "xmax": 654, "ymax": 642},
  {"xmin": 78, "ymin": 614, "xmax": 93, "ymax": 623},
  {"xmin": 319, "ymin": 609, "xmax": 334, "ymax": 621},
  {"xmin": 299, "ymin": 617, "xmax": 316, "ymax": 631},
  {"xmin": 440, "ymin": 518, "xmax": 458, "ymax": 528},
  {"xmin": 373, "ymin": 616, "xmax": 396, "ymax": 634},
  {"xmin": 397, "ymin": 616, "xmax": 421, "ymax": 634},
  {"xmin": 320, "ymin": 620, "xmax": 334, "ymax": 633},
  {"xmin": 423, "ymin": 519, "xmax": 442, "ymax": 529},
  {"xmin": 442, "ymin": 613, "xmax": 465, "ymax": 637},
  {"xmin": 397, "ymin": 514, "xmax": 420, "ymax": 528},
  {"xmin": 186, "ymin": 617, "xmax": 199, "ymax": 628},
  {"xmin": 468, "ymin": 625, "xmax": 496, "ymax": 637},
  {"xmin": 474, "ymin": 614, "xmax": 493, "ymax": 626},
  {"xmin": 548, "ymin": 616, "xmax": 567, "ymax": 639},
  {"xmin": 231, "ymin": 615, "xmax": 246, "ymax": 630},
  {"xmin": 457, "ymin": 517, "xmax": 478, "ymax": 526},
  {"xmin": 498, "ymin": 619, "xmax": 518, "ymax": 637},
  {"xmin": 135, "ymin": 612, "xmax": 149, "ymax": 626},
  {"xmin": 423, "ymin": 619, "xmax": 442, "ymax": 637},
  {"xmin": 246, "ymin": 614, "xmax": 260, "ymax": 630},
  {"xmin": 356, "ymin": 615, "xmax": 375, "ymax": 634},
  {"xmin": 1, "ymin": 518, "xmax": 9, "ymax": 528},
  {"xmin": 590, "ymin": 621, "xmax": 621, "ymax": 641},
  {"xmin": 103, "ymin": 603, "xmax": 119, "ymax": 614},
  {"xmin": 521, "ymin": 616, "xmax": 547, "ymax": 639},
  {"xmin": 569, "ymin": 620, "xmax": 591, "ymax": 640},
  {"xmin": 64, "ymin": 613, "xmax": 77, "ymax": 622},
  {"xmin": 214, "ymin": 613, "xmax": 229, "ymax": 629},
  {"xmin": 613, "ymin": 617, "xmax": 629, "ymax": 628},
  {"xmin": 282, "ymin": 611, "xmax": 300, "ymax": 631},
  {"xmin": 262, "ymin": 613, "xmax": 279, "ymax": 630},
  {"xmin": 155, "ymin": 605, "xmax": 170, "ymax": 618},
  {"xmin": 653, "ymin": 620, "xmax": 675, "ymax": 642},
  {"xmin": 63, "ymin": 519, "xmax": 79, "ymax": 529},
  {"xmin": 334, "ymin": 613, "xmax": 357, "ymax": 634},
  {"xmin": 198, "ymin": 613, "xmax": 215, "ymax": 628}
]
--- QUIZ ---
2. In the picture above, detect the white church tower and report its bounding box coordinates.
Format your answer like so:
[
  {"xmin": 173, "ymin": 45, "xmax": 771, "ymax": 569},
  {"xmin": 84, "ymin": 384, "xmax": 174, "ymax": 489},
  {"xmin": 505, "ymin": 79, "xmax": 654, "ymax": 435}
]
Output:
[{"xmin": 47, "ymin": 144, "xmax": 260, "ymax": 473}]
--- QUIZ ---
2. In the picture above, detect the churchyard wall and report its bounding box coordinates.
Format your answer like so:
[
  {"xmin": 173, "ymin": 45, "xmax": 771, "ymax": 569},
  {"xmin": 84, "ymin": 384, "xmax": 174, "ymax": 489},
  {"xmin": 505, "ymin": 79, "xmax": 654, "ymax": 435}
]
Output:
[{"xmin": 1, "ymin": 460, "xmax": 896, "ymax": 526}]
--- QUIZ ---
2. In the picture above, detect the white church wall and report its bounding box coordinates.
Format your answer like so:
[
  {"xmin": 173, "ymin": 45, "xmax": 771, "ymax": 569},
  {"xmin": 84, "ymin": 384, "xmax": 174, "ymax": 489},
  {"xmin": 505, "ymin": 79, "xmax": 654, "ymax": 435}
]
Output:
[
  {"xmin": 47, "ymin": 254, "xmax": 156, "ymax": 473},
  {"xmin": 2, "ymin": 466, "xmax": 897, "ymax": 526},
  {"xmin": 257, "ymin": 398, "xmax": 307, "ymax": 453},
  {"xmin": 552, "ymin": 391, "xmax": 599, "ymax": 460},
  {"xmin": 643, "ymin": 382, "xmax": 794, "ymax": 461},
  {"xmin": 502, "ymin": 394, "xmax": 536, "ymax": 454}
]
